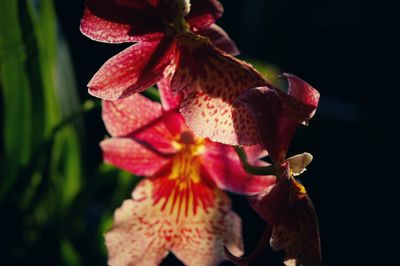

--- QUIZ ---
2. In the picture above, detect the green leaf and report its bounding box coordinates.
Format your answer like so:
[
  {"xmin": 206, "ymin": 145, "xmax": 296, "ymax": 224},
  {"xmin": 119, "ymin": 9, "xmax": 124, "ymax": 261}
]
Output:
[
  {"xmin": 60, "ymin": 238, "xmax": 82, "ymax": 266},
  {"xmin": 0, "ymin": 0, "xmax": 33, "ymax": 199}
]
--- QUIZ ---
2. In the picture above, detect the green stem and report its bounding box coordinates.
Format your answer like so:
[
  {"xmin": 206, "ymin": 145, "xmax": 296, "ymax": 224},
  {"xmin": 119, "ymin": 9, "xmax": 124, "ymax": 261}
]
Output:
[
  {"xmin": 51, "ymin": 99, "xmax": 100, "ymax": 136},
  {"xmin": 234, "ymin": 146, "xmax": 277, "ymax": 176}
]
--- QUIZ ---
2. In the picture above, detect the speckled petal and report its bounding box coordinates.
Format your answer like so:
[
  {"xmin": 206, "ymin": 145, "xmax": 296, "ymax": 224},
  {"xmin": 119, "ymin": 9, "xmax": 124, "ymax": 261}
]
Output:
[
  {"xmin": 88, "ymin": 39, "xmax": 175, "ymax": 100},
  {"xmin": 202, "ymin": 141, "xmax": 275, "ymax": 195},
  {"xmin": 80, "ymin": 0, "xmax": 163, "ymax": 43},
  {"xmin": 100, "ymin": 138, "xmax": 170, "ymax": 177},
  {"xmin": 172, "ymin": 34, "xmax": 267, "ymax": 145},
  {"xmin": 102, "ymin": 94, "xmax": 176, "ymax": 153},
  {"xmin": 186, "ymin": 0, "xmax": 224, "ymax": 29},
  {"xmin": 236, "ymin": 75, "xmax": 319, "ymax": 162},
  {"xmin": 171, "ymin": 189, "xmax": 244, "ymax": 266},
  {"xmin": 249, "ymin": 167, "xmax": 322, "ymax": 266},
  {"xmin": 157, "ymin": 76, "xmax": 183, "ymax": 111},
  {"xmin": 102, "ymin": 94, "xmax": 161, "ymax": 136},
  {"xmin": 106, "ymin": 178, "xmax": 244, "ymax": 266},
  {"xmin": 105, "ymin": 180, "xmax": 170, "ymax": 266},
  {"xmin": 195, "ymin": 24, "xmax": 240, "ymax": 56}
]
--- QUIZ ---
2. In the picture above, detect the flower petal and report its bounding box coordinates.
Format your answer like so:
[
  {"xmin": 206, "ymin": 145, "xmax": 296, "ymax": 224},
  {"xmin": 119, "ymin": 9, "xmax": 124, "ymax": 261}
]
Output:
[
  {"xmin": 180, "ymin": 91, "xmax": 262, "ymax": 145},
  {"xmin": 80, "ymin": 0, "xmax": 163, "ymax": 43},
  {"xmin": 107, "ymin": 177, "xmax": 243, "ymax": 266},
  {"xmin": 105, "ymin": 180, "xmax": 170, "ymax": 266},
  {"xmin": 202, "ymin": 141, "xmax": 275, "ymax": 195},
  {"xmin": 279, "ymin": 73, "xmax": 320, "ymax": 125},
  {"xmin": 186, "ymin": 0, "xmax": 224, "ymax": 29},
  {"xmin": 236, "ymin": 75, "xmax": 319, "ymax": 163},
  {"xmin": 100, "ymin": 138, "xmax": 170, "ymax": 176},
  {"xmin": 286, "ymin": 152, "xmax": 313, "ymax": 176},
  {"xmin": 172, "ymin": 34, "xmax": 268, "ymax": 145},
  {"xmin": 102, "ymin": 94, "xmax": 176, "ymax": 153},
  {"xmin": 249, "ymin": 167, "xmax": 322, "ymax": 266},
  {"xmin": 102, "ymin": 94, "xmax": 161, "ymax": 136},
  {"xmin": 172, "ymin": 205, "xmax": 244, "ymax": 266},
  {"xmin": 151, "ymin": 164, "xmax": 244, "ymax": 265},
  {"xmin": 88, "ymin": 39, "xmax": 175, "ymax": 100},
  {"xmin": 194, "ymin": 24, "xmax": 240, "ymax": 56},
  {"xmin": 283, "ymin": 73, "xmax": 320, "ymax": 118},
  {"xmin": 157, "ymin": 76, "xmax": 183, "ymax": 111}
]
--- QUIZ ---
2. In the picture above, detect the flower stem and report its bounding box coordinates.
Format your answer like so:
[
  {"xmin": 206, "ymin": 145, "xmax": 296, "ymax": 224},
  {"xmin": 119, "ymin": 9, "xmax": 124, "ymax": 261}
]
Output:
[
  {"xmin": 51, "ymin": 99, "xmax": 100, "ymax": 136},
  {"xmin": 234, "ymin": 146, "xmax": 277, "ymax": 176}
]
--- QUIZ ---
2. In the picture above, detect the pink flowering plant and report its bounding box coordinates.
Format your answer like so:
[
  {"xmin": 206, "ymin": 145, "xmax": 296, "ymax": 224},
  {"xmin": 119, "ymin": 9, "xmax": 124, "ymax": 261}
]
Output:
[
  {"xmin": 101, "ymin": 91, "xmax": 274, "ymax": 265},
  {"xmin": 80, "ymin": 0, "xmax": 323, "ymax": 265}
]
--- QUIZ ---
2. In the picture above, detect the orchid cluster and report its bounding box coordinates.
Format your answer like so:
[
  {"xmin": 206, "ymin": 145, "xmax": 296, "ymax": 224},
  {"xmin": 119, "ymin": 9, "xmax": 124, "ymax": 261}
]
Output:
[{"xmin": 80, "ymin": 0, "xmax": 322, "ymax": 265}]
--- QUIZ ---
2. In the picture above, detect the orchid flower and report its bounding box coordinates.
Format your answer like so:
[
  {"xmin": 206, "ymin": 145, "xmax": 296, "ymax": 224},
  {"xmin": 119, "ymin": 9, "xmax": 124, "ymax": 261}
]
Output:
[
  {"xmin": 226, "ymin": 74, "xmax": 322, "ymax": 266},
  {"xmin": 100, "ymin": 89, "xmax": 275, "ymax": 266},
  {"xmin": 80, "ymin": 0, "xmax": 275, "ymax": 146},
  {"xmin": 80, "ymin": 0, "xmax": 239, "ymax": 102}
]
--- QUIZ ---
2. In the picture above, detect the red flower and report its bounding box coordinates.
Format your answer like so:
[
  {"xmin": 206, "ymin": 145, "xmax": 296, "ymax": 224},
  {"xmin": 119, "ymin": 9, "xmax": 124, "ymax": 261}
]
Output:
[
  {"xmin": 100, "ymin": 90, "xmax": 275, "ymax": 265},
  {"xmin": 80, "ymin": 0, "xmax": 239, "ymax": 100},
  {"xmin": 80, "ymin": 0, "xmax": 277, "ymax": 146},
  {"xmin": 226, "ymin": 74, "xmax": 322, "ymax": 266}
]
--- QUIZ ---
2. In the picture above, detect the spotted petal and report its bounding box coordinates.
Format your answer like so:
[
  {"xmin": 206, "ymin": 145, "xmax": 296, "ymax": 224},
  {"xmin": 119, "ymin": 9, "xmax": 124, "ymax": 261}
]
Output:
[
  {"xmin": 202, "ymin": 141, "xmax": 275, "ymax": 195},
  {"xmin": 157, "ymin": 76, "xmax": 183, "ymax": 111},
  {"xmin": 105, "ymin": 180, "xmax": 169, "ymax": 266},
  {"xmin": 236, "ymin": 75, "xmax": 320, "ymax": 162},
  {"xmin": 88, "ymin": 39, "xmax": 176, "ymax": 100},
  {"xmin": 106, "ymin": 179, "xmax": 244, "ymax": 266},
  {"xmin": 80, "ymin": 0, "xmax": 163, "ymax": 43},
  {"xmin": 172, "ymin": 34, "xmax": 268, "ymax": 145},
  {"xmin": 249, "ymin": 166, "xmax": 322, "ymax": 266},
  {"xmin": 102, "ymin": 94, "xmax": 176, "ymax": 153}
]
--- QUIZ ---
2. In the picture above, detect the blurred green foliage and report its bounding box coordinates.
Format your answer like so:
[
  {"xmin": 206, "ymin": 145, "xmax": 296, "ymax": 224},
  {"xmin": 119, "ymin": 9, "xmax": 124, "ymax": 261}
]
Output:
[{"xmin": 0, "ymin": 0, "xmax": 139, "ymax": 264}]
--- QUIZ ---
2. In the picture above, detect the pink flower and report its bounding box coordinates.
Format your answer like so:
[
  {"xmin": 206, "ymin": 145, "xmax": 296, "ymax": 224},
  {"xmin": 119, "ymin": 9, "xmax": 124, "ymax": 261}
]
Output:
[
  {"xmin": 226, "ymin": 74, "xmax": 322, "ymax": 266},
  {"xmin": 100, "ymin": 90, "xmax": 275, "ymax": 265},
  {"xmin": 80, "ymin": 0, "xmax": 239, "ymax": 100},
  {"xmin": 80, "ymin": 0, "xmax": 274, "ymax": 146}
]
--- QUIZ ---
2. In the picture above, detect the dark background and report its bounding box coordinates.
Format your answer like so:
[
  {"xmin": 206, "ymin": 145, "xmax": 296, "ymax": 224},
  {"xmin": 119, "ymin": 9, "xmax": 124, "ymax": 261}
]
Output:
[{"xmin": 53, "ymin": 0, "xmax": 372, "ymax": 265}]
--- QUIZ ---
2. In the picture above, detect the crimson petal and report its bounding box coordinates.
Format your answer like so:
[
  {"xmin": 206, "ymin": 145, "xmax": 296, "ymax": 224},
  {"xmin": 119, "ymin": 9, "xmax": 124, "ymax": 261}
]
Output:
[
  {"xmin": 202, "ymin": 141, "xmax": 275, "ymax": 195},
  {"xmin": 249, "ymin": 167, "xmax": 322, "ymax": 266},
  {"xmin": 100, "ymin": 138, "xmax": 170, "ymax": 176},
  {"xmin": 236, "ymin": 75, "xmax": 319, "ymax": 162},
  {"xmin": 186, "ymin": 0, "xmax": 224, "ymax": 29},
  {"xmin": 88, "ymin": 39, "xmax": 176, "ymax": 100},
  {"xmin": 194, "ymin": 24, "xmax": 240, "ymax": 56},
  {"xmin": 102, "ymin": 95, "xmax": 178, "ymax": 153},
  {"xmin": 81, "ymin": 0, "xmax": 164, "ymax": 43}
]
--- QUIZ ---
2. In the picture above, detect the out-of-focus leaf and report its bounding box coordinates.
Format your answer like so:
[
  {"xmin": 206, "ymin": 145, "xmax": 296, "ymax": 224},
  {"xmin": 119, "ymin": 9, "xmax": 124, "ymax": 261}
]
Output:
[
  {"xmin": 0, "ymin": 0, "xmax": 33, "ymax": 199},
  {"xmin": 60, "ymin": 238, "xmax": 82, "ymax": 266},
  {"xmin": 142, "ymin": 86, "xmax": 160, "ymax": 102},
  {"xmin": 240, "ymin": 57, "xmax": 286, "ymax": 90}
]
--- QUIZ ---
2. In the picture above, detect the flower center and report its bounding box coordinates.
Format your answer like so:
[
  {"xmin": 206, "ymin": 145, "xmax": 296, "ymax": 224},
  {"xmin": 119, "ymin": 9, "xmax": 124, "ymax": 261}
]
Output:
[{"xmin": 152, "ymin": 131, "xmax": 214, "ymax": 222}]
